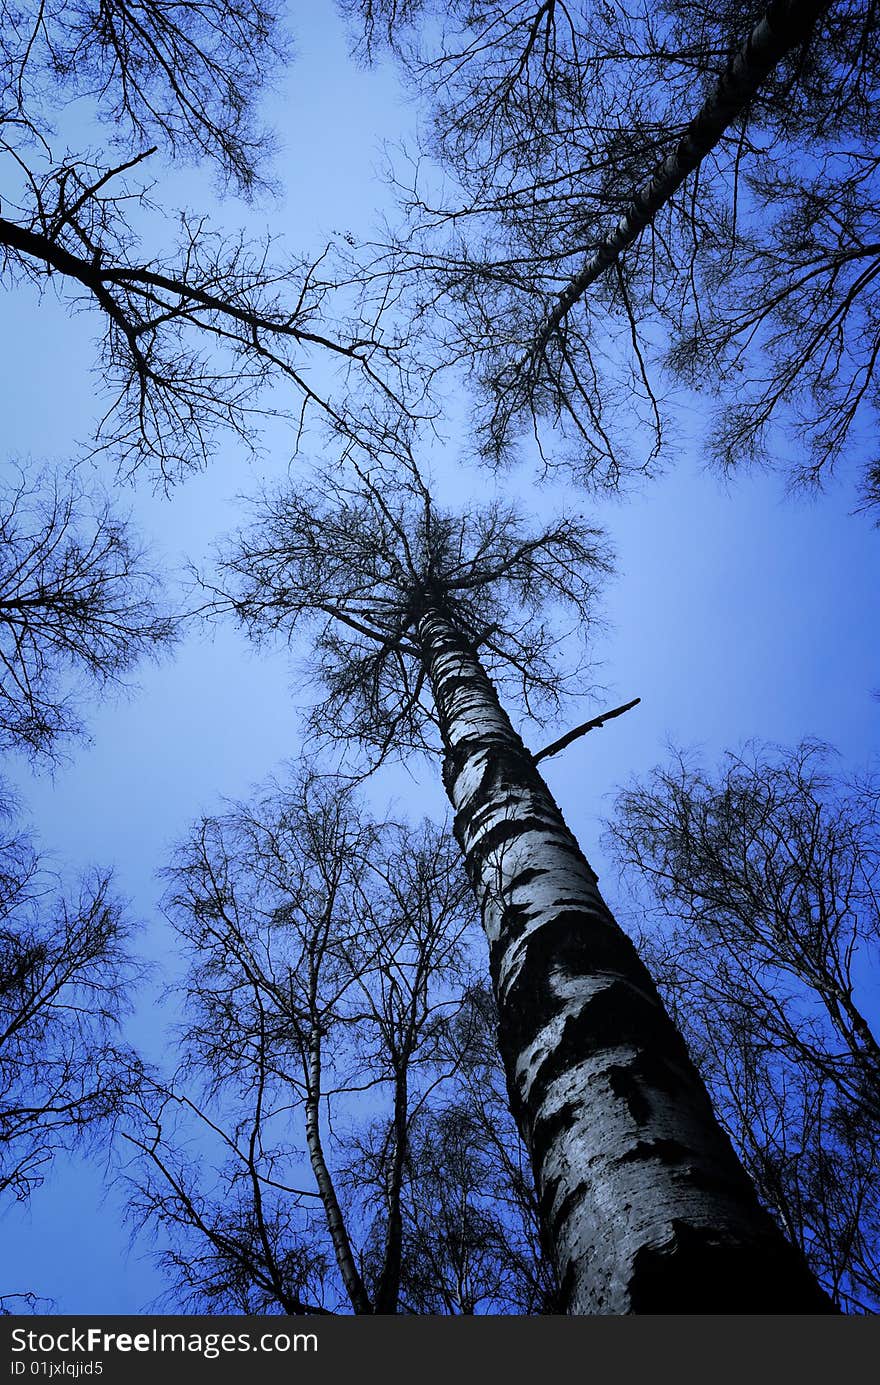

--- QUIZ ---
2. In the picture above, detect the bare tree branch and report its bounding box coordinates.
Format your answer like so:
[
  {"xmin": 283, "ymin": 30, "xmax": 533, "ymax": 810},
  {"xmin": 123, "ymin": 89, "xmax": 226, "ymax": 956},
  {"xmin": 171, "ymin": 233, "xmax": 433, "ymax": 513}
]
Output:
[{"xmin": 532, "ymin": 695, "xmax": 641, "ymax": 763}]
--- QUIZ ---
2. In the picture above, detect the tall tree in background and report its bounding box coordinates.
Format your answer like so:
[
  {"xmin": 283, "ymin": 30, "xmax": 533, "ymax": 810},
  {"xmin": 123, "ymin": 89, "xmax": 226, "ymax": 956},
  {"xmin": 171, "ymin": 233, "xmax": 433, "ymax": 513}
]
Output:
[
  {"xmin": 124, "ymin": 771, "xmax": 553, "ymax": 1313},
  {"xmin": 391, "ymin": 980, "xmax": 560, "ymax": 1314},
  {"xmin": 0, "ymin": 785, "xmax": 141, "ymax": 1312},
  {"xmin": 343, "ymin": 0, "xmax": 880, "ymax": 501},
  {"xmin": 210, "ymin": 457, "xmax": 834, "ymax": 1312},
  {"xmin": 0, "ymin": 2, "xmax": 389, "ymax": 1305},
  {"xmin": 0, "ymin": 464, "xmax": 172, "ymax": 1309},
  {"xmin": 607, "ymin": 739, "xmax": 880, "ymax": 1310}
]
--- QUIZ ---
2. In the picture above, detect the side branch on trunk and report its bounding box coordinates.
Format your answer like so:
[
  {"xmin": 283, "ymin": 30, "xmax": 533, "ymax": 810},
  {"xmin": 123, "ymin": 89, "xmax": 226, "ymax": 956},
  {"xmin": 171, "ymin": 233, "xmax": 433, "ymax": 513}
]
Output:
[{"xmin": 533, "ymin": 697, "xmax": 641, "ymax": 765}]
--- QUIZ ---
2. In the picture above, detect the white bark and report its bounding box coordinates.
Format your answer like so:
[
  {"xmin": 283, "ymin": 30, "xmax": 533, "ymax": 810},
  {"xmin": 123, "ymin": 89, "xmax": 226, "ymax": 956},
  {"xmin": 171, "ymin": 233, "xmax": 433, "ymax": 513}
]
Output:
[{"xmin": 416, "ymin": 604, "xmax": 835, "ymax": 1313}]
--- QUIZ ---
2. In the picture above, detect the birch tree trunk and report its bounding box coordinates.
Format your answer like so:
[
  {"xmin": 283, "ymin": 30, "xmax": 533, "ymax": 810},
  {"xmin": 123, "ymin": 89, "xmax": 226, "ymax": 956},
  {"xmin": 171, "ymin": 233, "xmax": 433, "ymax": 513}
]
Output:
[{"xmin": 415, "ymin": 603, "xmax": 836, "ymax": 1313}]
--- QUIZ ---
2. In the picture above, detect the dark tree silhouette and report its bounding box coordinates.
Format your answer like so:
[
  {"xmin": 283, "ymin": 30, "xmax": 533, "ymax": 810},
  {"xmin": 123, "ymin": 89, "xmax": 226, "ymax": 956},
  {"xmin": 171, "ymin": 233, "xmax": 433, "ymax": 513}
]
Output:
[
  {"xmin": 0, "ymin": 2, "xmax": 411, "ymax": 481},
  {"xmin": 0, "ymin": 786, "xmax": 141, "ymax": 1310},
  {"xmin": 607, "ymin": 739, "xmax": 880, "ymax": 1310},
  {"xmin": 0, "ymin": 462, "xmax": 169, "ymax": 1312},
  {"xmin": 210, "ymin": 457, "xmax": 834, "ymax": 1312},
  {"xmin": 342, "ymin": 0, "xmax": 880, "ymax": 500},
  {"xmin": 1, "ymin": 0, "xmax": 288, "ymax": 192},
  {"xmin": 124, "ymin": 770, "xmax": 551, "ymax": 1314},
  {"xmin": 385, "ymin": 981, "xmax": 560, "ymax": 1314},
  {"xmin": 0, "ymin": 469, "xmax": 176, "ymax": 759}
]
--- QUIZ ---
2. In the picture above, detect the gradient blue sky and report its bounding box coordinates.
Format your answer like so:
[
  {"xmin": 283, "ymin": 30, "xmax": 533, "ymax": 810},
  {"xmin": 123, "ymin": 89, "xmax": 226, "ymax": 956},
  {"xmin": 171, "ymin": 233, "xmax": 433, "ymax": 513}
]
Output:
[{"xmin": 1, "ymin": 5, "xmax": 878, "ymax": 1313}]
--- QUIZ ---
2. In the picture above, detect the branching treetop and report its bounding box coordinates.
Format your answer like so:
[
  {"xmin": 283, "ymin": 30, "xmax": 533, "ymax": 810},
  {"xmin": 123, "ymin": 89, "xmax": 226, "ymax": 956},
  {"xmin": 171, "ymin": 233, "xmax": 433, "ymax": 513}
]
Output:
[
  {"xmin": 212, "ymin": 455, "xmax": 612, "ymax": 764},
  {"xmin": 1, "ymin": 0, "xmax": 289, "ymax": 192},
  {"xmin": 0, "ymin": 468, "xmax": 177, "ymax": 758}
]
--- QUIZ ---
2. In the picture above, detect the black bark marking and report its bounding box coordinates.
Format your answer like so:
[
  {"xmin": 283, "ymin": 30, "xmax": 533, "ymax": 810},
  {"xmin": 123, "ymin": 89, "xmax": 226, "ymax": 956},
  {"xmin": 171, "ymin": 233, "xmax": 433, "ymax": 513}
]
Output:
[
  {"xmin": 614, "ymin": 1137, "xmax": 694, "ymax": 1168},
  {"xmin": 486, "ymin": 908, "xmax": 632, "ymax": 1006},
  {"xmin": 529, "ymin": 1099, "xmax": 583, "ymax": 1172},
  {"xmin": 499, "ymin": 955, "xmax": 674, "ymax": 1083},
  {"xmin": 627, "ymin": 1220, "xmax": 839, "ymax": 1314},
  {"xmin": 457, "ymin": 811, "xmax": 566, "ymax": 876},
  {"xmin": 497, "ymin": 897, "xmax": 540, "ymax": 945},
  {"xmin": 543, "ymin": 1177, "xmax": 594, "ymax": 1245},
  {"xmin": 558, "ymin": 1259, "xmax": 603, "ymax": 1315},
  {"xmin": 508, "ymin": 866, "xmax": 549, "ymax": 891},
  {"xmin": 604, "ymin": 1062, "xmax": 655, "ymax": 1126}
]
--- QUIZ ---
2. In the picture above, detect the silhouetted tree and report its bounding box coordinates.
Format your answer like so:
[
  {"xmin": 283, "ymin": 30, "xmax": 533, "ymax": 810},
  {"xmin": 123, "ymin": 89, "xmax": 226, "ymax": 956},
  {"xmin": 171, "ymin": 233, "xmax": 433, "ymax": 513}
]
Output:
[
  {"xmin": 382, "ymin": 982, "xmax": 560, "ymax": 1314},
  {"xmin": 1, "ymin": 2, "xmax": 409, "ymax": 481},
  {"xmin": 0, "ymin": 468, "xmax": 176, "ymax": 759},
  {"xmin": 343, "ymin": 0, "xmax": 880, "ymax": 500},
  {"xmin": 0, "ymin": 785, "xmax": 141, "ymax": 1310},
  {"xmin": 0, "ymin": 462, "xmax": 172, "ymax": 1306},
  {"xmin": 124, "ymin": 770, "xmax": 551, "ymax": 1313},
  {"xmin": 608, "ymin": 739, "xmax": 880, "ymax": 1310},
  {"xmin": 2, "ymin": 0, "xmax": 288, "ymax": 192}
]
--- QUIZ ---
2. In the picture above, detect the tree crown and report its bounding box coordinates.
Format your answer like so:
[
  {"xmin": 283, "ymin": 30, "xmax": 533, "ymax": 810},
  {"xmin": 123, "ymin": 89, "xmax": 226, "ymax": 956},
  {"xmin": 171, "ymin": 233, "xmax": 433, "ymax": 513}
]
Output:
[{"xmin": 213, "ymin": 457, "xmax": 612, "ymax": 763}]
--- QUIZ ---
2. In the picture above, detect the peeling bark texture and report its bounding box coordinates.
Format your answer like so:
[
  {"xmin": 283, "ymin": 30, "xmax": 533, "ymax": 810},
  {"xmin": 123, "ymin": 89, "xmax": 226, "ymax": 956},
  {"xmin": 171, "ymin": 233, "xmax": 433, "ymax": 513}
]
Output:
[
  {"xmin": 416, "ymin": 605, "xmax": 837, "ymax": 1314},
  {"xmin": 524, "ymin": 0, "xmax": 832, "ymax": 367}
]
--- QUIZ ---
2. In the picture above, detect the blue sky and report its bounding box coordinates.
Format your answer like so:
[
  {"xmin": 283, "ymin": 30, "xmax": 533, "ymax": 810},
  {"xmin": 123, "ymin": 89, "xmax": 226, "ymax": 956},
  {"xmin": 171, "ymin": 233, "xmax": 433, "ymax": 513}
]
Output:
[{"xmin": 1, "ymin": 5, "xmax": 878, "ymax": 1313}]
